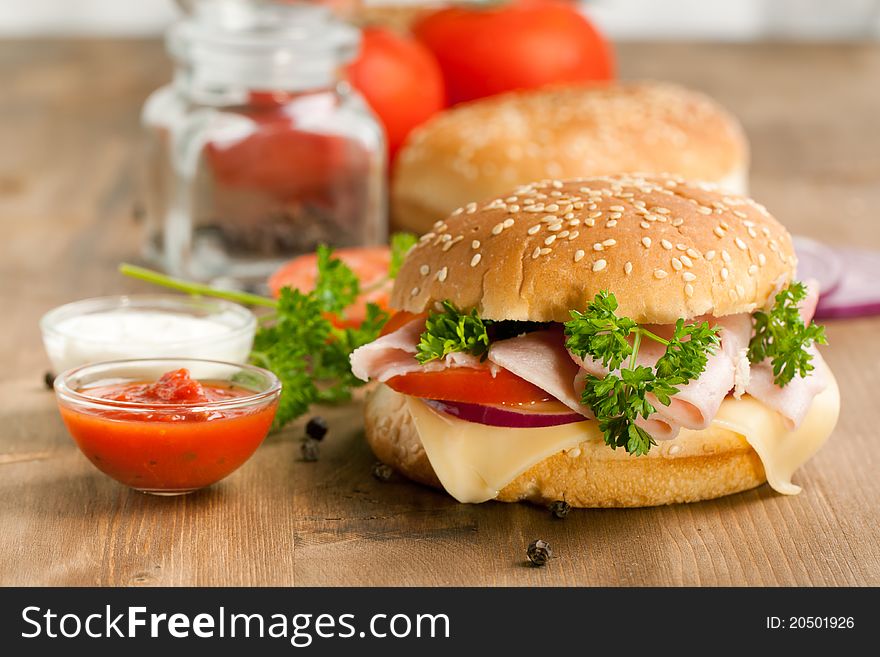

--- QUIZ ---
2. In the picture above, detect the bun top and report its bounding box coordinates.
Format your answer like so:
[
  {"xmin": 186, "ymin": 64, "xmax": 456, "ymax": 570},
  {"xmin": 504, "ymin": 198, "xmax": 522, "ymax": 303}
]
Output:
[
  {"xmin": 391, "ymin": 174, "xmax": 796, "ymax": 324},
  {"xmin": 392, "ymin": 81, "xmax": 749, "ymax": 234}
]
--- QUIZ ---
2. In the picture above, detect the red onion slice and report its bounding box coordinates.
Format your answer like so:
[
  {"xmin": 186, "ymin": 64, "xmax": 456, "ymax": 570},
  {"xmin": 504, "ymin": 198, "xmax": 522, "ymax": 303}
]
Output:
[
  {"xmin": 812, "ymin": 247, "xmax": 880, "ymax": 319},
  {"xmin": 423, "ymin": 399, "xmax": 585, "ymax": 428},
  {"xmin": 793, "ymin": 236, "xmax": 843, "ymax": 297}
]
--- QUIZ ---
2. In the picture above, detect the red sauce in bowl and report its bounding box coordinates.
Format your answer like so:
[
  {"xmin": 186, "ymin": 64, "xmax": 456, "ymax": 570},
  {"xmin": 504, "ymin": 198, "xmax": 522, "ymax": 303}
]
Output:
[{"xmin": 57, "ymin": 368, "xmax": 278, "ymax": 494}]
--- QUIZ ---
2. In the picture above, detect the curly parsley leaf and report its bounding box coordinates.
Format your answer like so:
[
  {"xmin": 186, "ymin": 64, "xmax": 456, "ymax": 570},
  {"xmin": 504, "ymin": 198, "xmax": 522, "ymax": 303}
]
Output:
[
  {"xmin": 565, "ymin": 291, "xmax": 720, "ymax": 456},
  {"xmin": 121, "ymin": 246, "xmax": 389, "ymax": 432},
  {"xmin": 416, "ymin": 301, "xmax": 493, "ymax": 364},
  {"xmin": 564, "ymin": 290, "xmax": 637, "ymax": 370},
  {"xmin": 748, "ymin": 281, "xmax": 827, "ymax": 386},
  {"xmin": 389, "ymin": 232, "xmax": 418, "ymax": 279}
]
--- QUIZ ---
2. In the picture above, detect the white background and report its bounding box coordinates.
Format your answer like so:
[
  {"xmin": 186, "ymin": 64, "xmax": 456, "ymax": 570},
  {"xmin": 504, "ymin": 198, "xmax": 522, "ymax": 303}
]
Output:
[{"xmin": 1, "ymin": 0, "xmax": 879, "ymax": 39}]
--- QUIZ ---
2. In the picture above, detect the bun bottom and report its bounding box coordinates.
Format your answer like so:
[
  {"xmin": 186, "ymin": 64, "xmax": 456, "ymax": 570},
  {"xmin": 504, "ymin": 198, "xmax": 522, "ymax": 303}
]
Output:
[{"xmin": 364, "ymin": 385, "xmax": 768, "ymax": 508}]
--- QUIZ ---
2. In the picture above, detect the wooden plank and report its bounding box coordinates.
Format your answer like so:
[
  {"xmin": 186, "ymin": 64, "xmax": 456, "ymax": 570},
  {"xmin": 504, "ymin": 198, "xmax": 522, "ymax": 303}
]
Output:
[{"xmin": 1, "ymin": 39, "xmax": 878, "ymax": 586}]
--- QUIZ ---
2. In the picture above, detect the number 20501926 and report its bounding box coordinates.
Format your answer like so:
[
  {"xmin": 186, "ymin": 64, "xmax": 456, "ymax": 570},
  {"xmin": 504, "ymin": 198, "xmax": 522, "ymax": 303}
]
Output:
[{"xmin": 766, "ymin": 617, "xmax": 854, "ymax": 629}]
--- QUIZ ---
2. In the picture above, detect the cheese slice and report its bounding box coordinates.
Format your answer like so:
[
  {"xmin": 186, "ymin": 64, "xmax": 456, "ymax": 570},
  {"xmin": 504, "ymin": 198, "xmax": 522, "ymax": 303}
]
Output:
[
  {"xmin": 713, "ymin": 363, "xmax": 840, "ymax": 494},
  {"xmin": 406, "ymin": 398, "xmax": 600, "ymax": 503},
  {"xmin": 404, "ymin": 365, "xmax": 840, "ymax": 503}
]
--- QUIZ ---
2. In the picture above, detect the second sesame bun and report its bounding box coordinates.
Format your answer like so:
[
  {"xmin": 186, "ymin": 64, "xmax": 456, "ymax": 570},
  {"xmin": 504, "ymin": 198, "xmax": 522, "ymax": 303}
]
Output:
[
  {"xmin": 391, "ymin": 81, "xmax": 749, "ymax": 234},
  {"xmin": 365, "ymin": 384, "xmax": 768, "ymax": 507},
  {"xmin": 391, "ymin": 174, "xmax": 796, "ymax": 325}
]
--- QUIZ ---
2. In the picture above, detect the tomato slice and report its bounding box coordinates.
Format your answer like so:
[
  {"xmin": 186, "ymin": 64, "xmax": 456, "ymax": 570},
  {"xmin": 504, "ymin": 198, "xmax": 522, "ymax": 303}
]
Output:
[
  {"xmin": 268, "ymin": 246, "xmax": 392, "ymax": 328},
  {"xmin": 380, "ymin": 311, "xmax": 426, "ymax": 336},
  {"xmin": 386, "ymin": 368, "xmax": 552, "ymax": 405}
]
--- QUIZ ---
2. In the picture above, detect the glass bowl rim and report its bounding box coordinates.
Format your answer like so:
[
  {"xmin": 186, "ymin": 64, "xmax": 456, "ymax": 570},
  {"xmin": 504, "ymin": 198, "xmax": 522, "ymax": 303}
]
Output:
[
  {"xmin": 40, "ymin": 294, "xmax": 257, "ymax": 347},
  {"xmin": 54, "ymin": 357, "xmax": 281, "ymax": 414}
]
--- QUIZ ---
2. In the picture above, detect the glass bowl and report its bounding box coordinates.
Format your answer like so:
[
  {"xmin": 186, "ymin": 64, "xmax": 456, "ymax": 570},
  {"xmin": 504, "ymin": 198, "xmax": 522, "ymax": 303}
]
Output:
[
  {"xmin": 40, "ymin": 294, "xmax": 257, "ymax": 373},
  {"xmin": 54, "ymin": 358, "xmax": 281, "ymax": 495}
]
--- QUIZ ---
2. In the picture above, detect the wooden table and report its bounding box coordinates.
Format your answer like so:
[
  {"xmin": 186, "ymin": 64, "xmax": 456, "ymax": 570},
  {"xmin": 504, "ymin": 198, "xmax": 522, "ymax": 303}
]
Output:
[{"xmin": 2, "ymin": 40, "xmax": 879, "ymax": 586}]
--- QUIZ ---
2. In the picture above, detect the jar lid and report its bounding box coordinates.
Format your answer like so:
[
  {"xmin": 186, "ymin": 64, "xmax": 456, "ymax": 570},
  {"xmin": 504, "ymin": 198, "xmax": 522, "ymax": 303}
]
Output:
[{"xmin": 168, "ymin": 1, "xmax": 360, "ymax": 90}]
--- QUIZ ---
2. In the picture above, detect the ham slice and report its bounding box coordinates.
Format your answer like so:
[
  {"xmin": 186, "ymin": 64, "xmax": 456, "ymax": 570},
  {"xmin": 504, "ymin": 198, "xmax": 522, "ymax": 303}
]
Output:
[
  {"xmin": 349, "ymin": 317, "xmax": 493, "ymax": 383},
  {"xmin": 487, "ymin": 328, "xmax": 590, "ymax": 417}
]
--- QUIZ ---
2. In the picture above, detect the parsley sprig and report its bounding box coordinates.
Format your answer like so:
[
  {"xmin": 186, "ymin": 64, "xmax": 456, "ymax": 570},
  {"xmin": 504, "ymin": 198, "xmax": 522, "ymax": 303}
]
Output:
[
  {"xmin": 748, "ymin": 281, "xmax": 827, "ymax": 386},
  {"xmin": 119, "ymin": 241, "xmax": 402, "ymax": 430},
  {"xmin": 416, "ymin": 301, "xmax": 493, "ymax": 364},
  {"xmin": 565, "ymin": 291, "xmax": 720, "ymax": 456}
]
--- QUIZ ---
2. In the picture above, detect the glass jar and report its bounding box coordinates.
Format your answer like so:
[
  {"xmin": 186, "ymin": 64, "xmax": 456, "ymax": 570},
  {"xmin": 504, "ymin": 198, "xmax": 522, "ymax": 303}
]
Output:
[{"xmin": 141, "ymin": 0, "xmax": 386, "ymax": 288}]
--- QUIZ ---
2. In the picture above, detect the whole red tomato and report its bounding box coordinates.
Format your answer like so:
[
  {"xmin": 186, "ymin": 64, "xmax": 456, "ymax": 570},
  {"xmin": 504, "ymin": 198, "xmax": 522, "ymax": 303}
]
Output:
[
  {"xmin": 348, "ymin": 27, "xmax": 446, "ymax": 161},
  {"xmin": 413, "ymin": 0, "xmax": 614, "ymax": 105}
]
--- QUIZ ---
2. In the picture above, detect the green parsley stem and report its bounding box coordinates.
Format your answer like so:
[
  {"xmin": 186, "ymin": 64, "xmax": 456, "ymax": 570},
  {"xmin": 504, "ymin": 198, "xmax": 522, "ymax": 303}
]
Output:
[
  {"xmin": 119, "ymin": 264, "xmax": 278, "ymax": 309},
  {"xmin": 630, "ymin": 329, "xmax": 643, "ymax": 369}
]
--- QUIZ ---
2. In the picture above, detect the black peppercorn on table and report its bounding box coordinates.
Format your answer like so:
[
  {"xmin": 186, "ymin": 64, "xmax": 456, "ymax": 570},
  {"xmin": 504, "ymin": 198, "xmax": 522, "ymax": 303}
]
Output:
[{"xmin": 2, "ymin": 39, "xmax": 879, "ymax": 585}]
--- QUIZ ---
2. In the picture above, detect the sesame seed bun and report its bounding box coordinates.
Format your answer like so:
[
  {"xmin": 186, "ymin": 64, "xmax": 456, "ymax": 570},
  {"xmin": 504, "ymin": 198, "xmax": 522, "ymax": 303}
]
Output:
[
  {"xmin": 365, "ymin": 384, "xmax": 767, "ymax": 507},
  {"xmin": 391, "ymin": 174, "xmax": 796, "ymax": 325},
  {"xmin": 391, "ymin": 81, "xmax": 749, "ymax": 235}
]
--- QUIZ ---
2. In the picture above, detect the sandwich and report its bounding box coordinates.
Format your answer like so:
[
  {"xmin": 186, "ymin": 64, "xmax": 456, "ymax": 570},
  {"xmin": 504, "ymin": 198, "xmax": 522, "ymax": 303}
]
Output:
[
  {"xmin": 392, "ymin": 81, "xmax": 749, "ymax": 234},
  {"xmin": 351, "ymin": 174, "xmax": 838, "ymax": 507}
]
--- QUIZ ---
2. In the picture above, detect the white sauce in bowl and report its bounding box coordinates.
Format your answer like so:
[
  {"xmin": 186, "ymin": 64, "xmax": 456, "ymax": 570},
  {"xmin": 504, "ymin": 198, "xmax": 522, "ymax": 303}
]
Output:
[{"xmin": 41, "ymin": 296, "xmax": 256, "ymax": 372}]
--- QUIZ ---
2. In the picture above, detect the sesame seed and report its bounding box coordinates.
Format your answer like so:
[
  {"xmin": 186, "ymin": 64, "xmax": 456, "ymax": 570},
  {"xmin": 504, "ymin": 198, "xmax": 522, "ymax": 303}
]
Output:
[
  {"xmin": 682, "ymin": 272, "xmax": 697, "ymax": 282},
  {"xmin": 503, "ymin": 218, "xmax": 515, "ymax": 229},
  {"xmin": 437, "ymin": 267, "xmax": 448, "ymax": 282},
  {"xmin": 748, "ymin": 264, "xmax": 758, "ymax": 275},
  {"xmin": 721, "ymin": 267, "xmax": 729, "ymax": 280},
  {"xmin": 680, "ymin": 255, "xmax": 693, "ymax": 268},
  {"xmin": 411, "ymin": 287, "xmax": 420, "ymax": 296},
  {"xmin": 661, "ymin": 239, "xmax": 673, "ymax": 250},
  {"xmin": 541, "ymin": 214, "xmax": 557, "ymax": 223},
  {"xmin": 451, "ymin": 208, "xmax": 463, "ymax": 216},
  {"xmin": 642, "ymin": 237, "xmax": 652, "ymax": 248},
  {"xmin": 671, "ymin": 257, "xmax": 683, "ymax": 271},
  {"xmin": 671, "ymin": 218, "xmax": 684, "ymax": 227},
  {"xmin": 640, "ymin": 221, "xmax": 650, "ymax": 229},
  {"xmin": 584, "ymin": 218, "xmax": 596, "ymax": 227},
  {"xmin": 574, "ymin": 249, "xmax": 585, "ymax": 262},
  {"xmin": 609, "ymin": 205, "xmax": 625, "ymax": 212},
  {"xmin": 722, "ymin": 250, "xmax": 732, "ymax": 263},
  {"xmin": 593, "ymin": 243, "xmax": 603, "ymax": 251},
  {"xmin": 624, "ymin": 261, "xmax": 633, "ymax": 275},
  {"xmin": 568, "ymin": 231, "xmax": 580, "ymax": 240},
  {"xmin": 568, "ymin": 218, "xmax": 580, "ymax": 226},
  {"xmin": 733, "ymin": 210, "xmax": 747, "ymax": 218},
  {"xmin": 603, "ymin": 238, "xmax": 616, "ymax": 247},
  {"xmin": 465, "ymin": 202, "xmax": 477, "ymax": 214},
  {"xmin": 470, "ymin": 254, "xmax": 482, "ymax": 267},
  {"xmin": 735, "ymin": 237, "xmax": 748, "ymax": 250},
  {"xmin": 491, "ymin": 223, "xmax": 504, "ymax": 235},
  {"xmin": 685, "ymin": 283, "xmax": 694, "ymax": 297},
  {"xmin": 505, "ymin": 196, "xmax": 518, "ymax": 203},
  {"xmin": 758, "ymin": 253, "xmax": 767, "ymax": 266},
  {"xmin": 508, "ymin": 204, "xmax": 520, "ymax": 212},
  {"xmin": 573, "ymin": 202, "xmax": 585, "ymax": 209},
  {"xmin": 736, "ymin": 285, "xmax": 746, "ymax": 299},
  {"xmin": 687, "ymin": 248, "xmax": 700, "ymax": 259},
  {"xmin": 720, "ymin": 221, "xmax": 730, "ymax": 230},
  {"xmin": 654, "ymin": 269, "xmax": 668, "ymax": 279},
  {"xmin": 532, "ymin": 247, "xmax": 542, "ymax": 259},
  {"xmin": 545, "ymin": 204, "xmax": 560, "ymax": 212},
  {"xmin": 419, "ymin": 264, "xmax": 430, "ymax": 276},
  {"xmin": 589, "ymin": 211, "xmax": 602, "ymax": 219},
  {"xmin": 548, "ymin": 223, "xmax": 563, "ymax": 232},
  {"xmin": 609, "ymin": 212, "xmax": 622, "ymax": 219},
  {"xmin": 545, "ymin": 235, "xmax": 557, "ymax": 246},
  {"xmin": 729, "ymin": 288, "xmax": 738, "ymax": 300},
  {"xmin": 528, "ymin": 224, "xmax": 541, "ymax": 235},
  {"xmin": 593, "ymin": 259, "xmax": 607, "ymax": 272},
  {"xmin": 705, "ymin": 250, "xmax": 716, "ymax": 261},
  {"xmin": 564, "ymin": 212, "xmax": 575, "ymax": 220},
  {"xmin": 437, "ymin": 223, "xmax": 449, "ymax": 233},
  {"xmin": 605, "ymin": 220, "xmax": 618, "ymax": 228},
  {"xmin": 748, "ymin": 227, "xmax": 757, "ymax": 238},
  {"xmin": 714, "ymin": 226, "xmax": 725, "ymax": 238},
  {"xmin": 654, "ymin": 207, "xmax": 671, "ymax": 215},
  {"xmin": 698, "ymin": 206, "xmax": 713, "ymax": 215},
  {"xmin": 540, "ymin": 248, "xmax": 551, "ymax": 255},
  {"xmin": 472, "ymin": 240, "xmax": 480, "ymax": 249},
  {"xmin": 676, "ymin": 243, "xmax": 687, "ymax": 251},
  {"xmin": 441, "ymin": 240, "xmax": 454, "ymax": 252}
]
